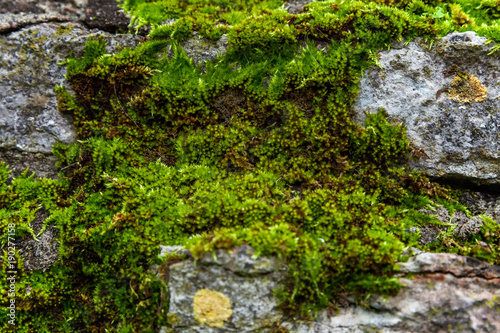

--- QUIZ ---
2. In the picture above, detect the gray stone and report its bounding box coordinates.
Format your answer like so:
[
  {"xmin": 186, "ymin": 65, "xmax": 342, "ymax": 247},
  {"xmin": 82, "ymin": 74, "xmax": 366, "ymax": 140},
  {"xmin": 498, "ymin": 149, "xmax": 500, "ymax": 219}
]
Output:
[
  {"xmin": 16, "ymin": 208, "xmax": 59, "ymax": 271},
  {"xmin": 353, "ymin": 31, "xmax": 500, "ymax": 185},
  {"xmin": 418, "ymin": 206, "xmax": 450, "ymax": 223},
  {"xmin": 410, "ymin": 224, "xmax": 441, "ymax": 246},
  {"xmin": 286, "ymin": 0, "xmax": 318, "ymax": 14},
  {"xmin": 451, "ymin": 210, "xmax": 469, "ymax": 227},
  {"xmin": 84, "ymin": 0, "xmax": 132, "ymax": 33},
  {"xmin": 0, "ymin": 22, "xmax": 141, "ymax": 178},
  {"xmin": 161, "ymin": 246, "xmax": 500, "ymax": 333},
  {"xmin": 0, "ymin": 0, "xmax": 87, "ymax": 33},
  {"xmin": 165, "ymin": 32, "xmax": 229, "ymax": 68},
  {"xmin": 0, "ymin": 0, "xmax": 132, "ymax": 34},
  {"xmin": 284, "ymin": 252, "xmax": 500, "ymax": 333},
  {"xmin": 163, "ymin": 245, "xmax": 287, "ymax": 332},
  {"xmin": 485, "ymin": 202, "xmax": 500, "ymax": 221},
  {"xmin": 455, "ymin": 215, "xmax": 484, "ymax": 240},
  {"xmin": 459, "ymin": 191, "xmax": 497, "ymax": 215}
]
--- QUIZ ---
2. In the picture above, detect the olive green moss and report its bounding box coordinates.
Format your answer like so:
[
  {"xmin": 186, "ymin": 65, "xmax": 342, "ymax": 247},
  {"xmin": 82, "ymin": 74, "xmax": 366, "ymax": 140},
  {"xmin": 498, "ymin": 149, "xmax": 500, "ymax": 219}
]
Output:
[{"xmin": 2, "ymin": 0, "xmax": 500, "ymax": 331}]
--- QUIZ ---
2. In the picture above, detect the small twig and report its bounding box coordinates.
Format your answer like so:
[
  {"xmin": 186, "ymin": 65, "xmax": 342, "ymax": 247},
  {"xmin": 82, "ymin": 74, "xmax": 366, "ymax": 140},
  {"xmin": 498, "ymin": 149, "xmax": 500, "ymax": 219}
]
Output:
[{"xmin": 60, "ymin": 161, "xmax": 80, "ymax": 171}]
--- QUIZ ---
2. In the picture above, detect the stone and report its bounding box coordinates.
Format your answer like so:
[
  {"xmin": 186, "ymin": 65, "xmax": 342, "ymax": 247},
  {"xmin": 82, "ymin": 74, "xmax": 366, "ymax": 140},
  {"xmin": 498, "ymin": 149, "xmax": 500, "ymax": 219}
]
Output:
[
  {"xmin": 459, "ymin": 191, "xmax": 498, "ymax": 215},
  {"xmin": 16, "ymin": 208, "xmax": 59, "ymax": 271},
  {"xmin": 162, "ymin": 245, "xmax": 287, "ymax": 332},
  {"xmin": 0, "ymin": 0, "xmax": 87, "ymax": 33},
  {"xmin": 163, "ymin": 32, "xmax": 229, "ymax": 69},
  {"xmin": 84, "ymin": 0, "xmax": 132, "ymax": 33},
  {"xmin": 407, "ymin": 205, "xmax": 492, "ymax": 245},
  {"xmin": 485, "ymin": 202, "xmax": 500, "ymax": 222},
  {"xmin": 353, "ymin": 31, "xmax": 500, "ymax": 185},
  {"xmin": 284, "ymin": 252, "xmax": 500, "ymax": 332},
  {"xmin": 0, "ymin": 0, "xmax": 133, "ymax": 34},
  {"xmin": 286, "ymin": 0, "xmax": 318, "ymax": 14},
  {"xmin": 0, "ymin": 22, "xmax": 141, "ymax": 178},
  {"xmin": 455, "ymin": 215, "xmax": 484, "ymax": 240},
  {"xmin": 409, "ymin": 224, "xmax": 441, "ymax": 246},
  {"xmin": 161, "ymin": 246, "xmax": 500, "ymax": 333}
]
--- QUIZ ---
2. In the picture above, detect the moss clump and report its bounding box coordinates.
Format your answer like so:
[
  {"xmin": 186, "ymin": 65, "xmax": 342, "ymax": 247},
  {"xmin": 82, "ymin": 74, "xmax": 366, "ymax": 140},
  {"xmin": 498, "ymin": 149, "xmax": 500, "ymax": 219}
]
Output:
[
  {"xmin": 3, "ymin": 0, "xmax": 500, "ymax": 331},
  {"xmin": 450, "ymin": 4, "xmax": 474, "ymax": 26}
]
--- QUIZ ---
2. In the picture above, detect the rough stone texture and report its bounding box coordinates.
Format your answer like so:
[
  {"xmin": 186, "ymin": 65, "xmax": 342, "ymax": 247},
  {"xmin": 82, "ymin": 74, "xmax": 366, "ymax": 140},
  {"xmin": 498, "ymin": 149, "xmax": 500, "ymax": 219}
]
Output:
[
  {"xmin": 455, "ymin": 215, "xmax": 484, "ymax": 240},
  {"xmin": 407, "ymin": 205, "xmax": 491, "ymax": 245},
  {"xmin": 354, "ymin": 31, "xmax": 500, "ymax": 185},
  {"xmin": 162, "ymin": 247, "xmax": 500, "ymax": 333},
  {"xmin": 0, "ymin": 22, "xmax": 141, "ymax": 178},
  {"xmin": 164, "ymin": 245, "xmax": 287, "ymax": 332},
  {"xmin": 84, "ymin": 0, "xmax": 131, "ymax": 33},
  {"xmin": 460, "ymin": 191, "xmax": 498, "ymax": 215},
  {"xmin": 0, "ymin": 149, "xmax": 59, "ymax": 180},
  {"xmin": 284, "ymin": 252, "xmax": 500, "ymax": 333},
  {"xmin": 408, "ymin": 224, "xmax": 440, "ymax": 246},
  {"xmin": 16, "ymin": 208, "xmax": 59, "ymax": 271},
  {"xmin": 0, "ymin": 0, "xmax": 87, "ymax": 33},
  {"xmin": 485, "ymin": 202, "xmax": 500, "ymax": 221},
  {"xmin": 285, "ymin": 0, "xmax": 320, "ymax": 14},
  {"xmin": 0, "ymin": 0, "xmax": 134, "ymax": 34},
  {"xmin": 166, "ymin": 32, "xmax": 229, "ymax": 68}
]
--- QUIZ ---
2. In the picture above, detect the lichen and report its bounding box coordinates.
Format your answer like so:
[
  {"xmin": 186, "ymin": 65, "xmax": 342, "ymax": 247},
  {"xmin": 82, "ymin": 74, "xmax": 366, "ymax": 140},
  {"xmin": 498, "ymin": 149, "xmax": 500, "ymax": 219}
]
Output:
[
  {"xmin": 193, "ymin": 289, "xmax": 232, "ymax": 328},
  {"xmin": 449, "ymin": 72, "xmax": 487, "ymax": 103}
]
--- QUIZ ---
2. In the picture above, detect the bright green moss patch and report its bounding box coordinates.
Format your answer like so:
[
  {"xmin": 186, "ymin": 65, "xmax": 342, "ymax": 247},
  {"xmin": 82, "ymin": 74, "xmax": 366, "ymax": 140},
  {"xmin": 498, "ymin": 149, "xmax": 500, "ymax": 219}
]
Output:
[{"xmin": 2, "ymin": 0, "xmax": 500, "ymax": 331}]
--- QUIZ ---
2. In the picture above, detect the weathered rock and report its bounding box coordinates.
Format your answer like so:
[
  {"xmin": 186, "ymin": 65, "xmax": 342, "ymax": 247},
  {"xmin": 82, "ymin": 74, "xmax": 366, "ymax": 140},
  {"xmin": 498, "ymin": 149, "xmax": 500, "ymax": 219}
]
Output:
[
  {"xmin": 0, "ymin": 0, "xmax": 87, "ymax": 33},
  {"xmin": 286, "ymin": 0, "xmax": 319, "ymax": 14},
  {"xmin": 163, "ymin": 245, "xmax": 287, "ymax": 332},
  {"xmin": 354, "ymin": 31, "xmax": 500, "ymax": 185},
  {"xmin": 0, "ymin": 22, "xmax": 141, "ymax": 178},
  {"xmin": 460, "ymin": 191, "xmax": 498, "ymax": 215},
  {"xmin": 408, "ymin": 224, "xmax": 440, "ymax": 246},
  {"xmin": 16, "ymin": 208, "xmax": 59, "ymax": 271},
  {"xmin": 455, "ymin": 215, "xmax": 484, "ymax": 240},
  {"xmin": 0, "ymin": 148, "xmax": 59, "ymax": 179},
  {"xmin": 284, "ymin": 252, "xmax": 500, "ymax": 333},
  {"xmin": 485, "ymin": 201, "xmax": 500, "ymax": 221},
  {"xmin": 0, "ymin": 0, "xmax": 133, "ymax": 34},
  {"xmin": 161, "ymin": 245, "xmax": 500, "ymax": 333},
  {"xmin": 165, "ymin": 32, "xmax": 229, "ymax": 68},
  {"xmin": 408, "ymin": 206, "xmax": 490, "ymax": 244},
  {"xmin": 84, "ymin": 0, "xmax": 131, "ymax": 33}
]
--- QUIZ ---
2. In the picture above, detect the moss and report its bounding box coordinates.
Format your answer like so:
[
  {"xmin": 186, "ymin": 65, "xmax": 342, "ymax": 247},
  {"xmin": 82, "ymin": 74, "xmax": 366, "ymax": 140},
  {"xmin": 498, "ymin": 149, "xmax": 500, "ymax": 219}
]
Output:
[
  {"xmin": 54, "ymin": 24, "xmax": 74, "ymax": 36},
  {"xmin": 3, "ymin": 0, "xmax": 500, "ymax": 331},
  {"xmin": 166, "ymin": 313, "xmax": 179, "ymax": 326}
]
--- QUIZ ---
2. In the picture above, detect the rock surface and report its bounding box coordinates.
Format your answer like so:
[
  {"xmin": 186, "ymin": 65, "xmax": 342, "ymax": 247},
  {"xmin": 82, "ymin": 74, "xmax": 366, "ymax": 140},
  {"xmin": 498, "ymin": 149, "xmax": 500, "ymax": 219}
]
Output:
[
  {"xmin": 0, "ymin": 0, "xmax": 87, "ymax": 33},
  {"xmin": 354, "ymin": 31, "xmax": 500, "ymax": 185},
  {"xmin": 0, "ymin": 0, "xmax": 132, "ymax": 33},
  {"xmin": 0, "ymin": 22, "xmax": 141, "ymax": 178},
  {"xmin": 16, "ymin": 208, "xmax": 59, "ymax": 272},
  {"xmin": 161, "ymin": 247, "xmax": 500, "ymax": 332},
  {"xmin": 163, "ymin": 245, "xmax": 287, "ymax": 332},
  {"xmin": 406, "ymin": 204, "xmax": 495, "ymax": 246},
  {"xmin": 284, "ymin": 252, "xmax": 500, "ymax": 333}
]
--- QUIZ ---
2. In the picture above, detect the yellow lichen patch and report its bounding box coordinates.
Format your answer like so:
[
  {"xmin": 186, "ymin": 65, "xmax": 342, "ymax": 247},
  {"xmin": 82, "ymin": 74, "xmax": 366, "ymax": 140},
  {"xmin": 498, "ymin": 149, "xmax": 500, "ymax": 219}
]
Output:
[
  {"xmin": 449, "ymin": 73, "xmax": 487, "ymax": 103},
  {"xmin": 193, "ymin": 289, "xmax": 232, "ymax": 328}
]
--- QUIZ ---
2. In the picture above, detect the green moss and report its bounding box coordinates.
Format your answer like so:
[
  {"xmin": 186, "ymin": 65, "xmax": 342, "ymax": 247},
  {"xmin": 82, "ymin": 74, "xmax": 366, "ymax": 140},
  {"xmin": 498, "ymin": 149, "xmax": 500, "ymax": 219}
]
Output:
[{"xmin": 3, "ymin": 0, "xmax": 500, "ymax": 331}]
